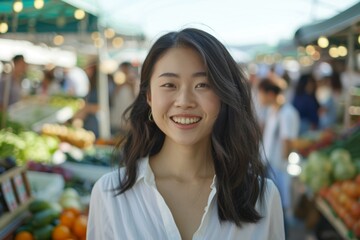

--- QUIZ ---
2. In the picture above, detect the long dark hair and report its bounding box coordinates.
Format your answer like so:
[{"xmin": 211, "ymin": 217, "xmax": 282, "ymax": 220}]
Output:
[{"xmin": 116, "ymin": 28, "xmax": 266, "ymax": 226}]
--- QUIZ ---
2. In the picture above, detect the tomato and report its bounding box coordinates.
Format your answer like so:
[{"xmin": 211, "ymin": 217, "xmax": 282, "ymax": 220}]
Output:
[
  {"xmin": 344, "ymin": 213, "xmax": 355, "ymax": 229},
  {"xmin": 351, "ymin": 202, "xmax": 360, "ymax": 219},
  {"xmin": 355, "ymin": 175, "xmax": 360, "ymax": 184},
  {"xmin": 353, "ymin": 220, "xmax": 360, "ymax": 237},
  {"xmin": 344, "ymin": 182, "xmax": 358, "ymax": 199}
]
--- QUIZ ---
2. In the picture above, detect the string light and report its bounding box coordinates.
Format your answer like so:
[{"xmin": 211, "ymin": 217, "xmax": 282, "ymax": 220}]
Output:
[
  {"xmin": 0, "ymin": 15, "xmax": 8, "ymax": 34},
  {"xmin": 329, "ymin": 46, "xmax": 339, "ymax": 58},
  {"xmin": 112, "ymin": 37, "xmax": 124, "ymax": 48},
  {"xmin": 317, "ymin": 36, "xmax": 329, "ymax": 48},
  {"xmin": 91, "ymin": 32, "xmax": 100, "ymax": 40},
  {"xmin": 0, "ymin": 22, "xmax": 8, "ymax": 33},
  {"xmin": 74, "ymin": 9, "xmax": 86, "ymax": 20},
  {"xmin": 13, "ymin": 0, "xmax": 23, "ymax": 13},
  {"xmin": 338, "ymin": 46, "xmax": 348, "ymax": 57},
  {"xmin": 305, "ymin": 45, "xmax": 316, "ymax": 55},
  {"xmin": 53, "ymin": 34, "xmax": 64, "ymax": 45},
  {"xmin": 34, "ymin": 0, "xmax": 44, "ymax": 9},
  {"xmin": 104, "ymin": 28, "xmax": 115, "ymax": 39}
]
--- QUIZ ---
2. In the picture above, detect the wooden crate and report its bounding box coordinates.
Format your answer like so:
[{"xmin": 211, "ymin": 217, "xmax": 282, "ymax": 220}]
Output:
[{"xmin": 0, "ymin": 166, "xmax": 33, "ymax": 239}]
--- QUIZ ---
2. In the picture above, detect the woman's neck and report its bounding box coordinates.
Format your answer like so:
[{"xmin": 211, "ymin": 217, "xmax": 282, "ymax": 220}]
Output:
[{"xmin": 150, "ymin": 138, "xmax": 215, "ymax": 182}]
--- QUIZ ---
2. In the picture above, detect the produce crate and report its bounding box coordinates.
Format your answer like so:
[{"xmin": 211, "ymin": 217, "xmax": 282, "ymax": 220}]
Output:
[
  {"xmin": 0, "ymin": 166, "xmax": 33, "ymax": 239},
  {"xmin": 316, "ymin": 198, "xmax": 359, "ymax": 240}
]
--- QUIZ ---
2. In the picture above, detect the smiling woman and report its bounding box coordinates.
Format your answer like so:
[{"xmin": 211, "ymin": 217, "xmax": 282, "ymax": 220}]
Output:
[{"xmin": 87, "ymin": 28, "xmax": 285, "ymax": 240}]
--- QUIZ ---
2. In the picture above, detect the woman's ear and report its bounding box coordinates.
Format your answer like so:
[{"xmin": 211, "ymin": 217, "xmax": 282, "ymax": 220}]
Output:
[{"xmin": 146, "ymin": 90, "xmax": 152, "ymax": 107}]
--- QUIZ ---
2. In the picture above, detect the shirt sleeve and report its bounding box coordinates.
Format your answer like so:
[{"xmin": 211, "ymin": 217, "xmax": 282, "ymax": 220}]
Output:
[{"xmin": 86, "ymin": 176, "xmax": 113, "ymax": 240}]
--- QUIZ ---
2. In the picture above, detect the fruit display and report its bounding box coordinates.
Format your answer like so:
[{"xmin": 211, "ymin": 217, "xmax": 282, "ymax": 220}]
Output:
[
  {"xmin": 300, "ymin": 148, "xmax": 358, "ymax": 192},
  {"xmin": 42, "ymin": 124, "xmax": 95, "ymax": 149},
  {"xmin": 318, "ymin": 175, "xmax": 360, "ymax": 239},
  {"xmin": 48, "ymin": 96, "xmax": 85, "ymax": 114},
  {"xmin": 293, "ymin": 129, "xmax": 337, "ymax": 157},
  {"xmin": 13, "ymin": 188, "xmax": 88, "ymax": 240},
  {"xmin": 0, "ymin": 112, "xmax": 24, "ymax": 134},
  {"xmin": 300, "ymin": 125, "xmax": 360, "ymax": 193},
  {"xmin": 0, "ymin": 129, "xmax": 59, "ymax": 166}
]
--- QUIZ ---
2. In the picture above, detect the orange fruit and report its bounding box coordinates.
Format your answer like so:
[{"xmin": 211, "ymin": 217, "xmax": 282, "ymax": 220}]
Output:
[
  {"xmin": 14, "ymin": 231, "xmax": 34, "ymax": 240},
  {"xmin": 60, "ymin": 210, "xmax": 76, "ymax": 228},
  {"xmin": 72, "ymin": 215, "xmax": 88, "ymax": 238},
  {"xmin": 64, "ymin": 233, "xmax": 79, "ymax": 240},
  {"xmin": 52, "ymin": 225, "xmax": 72, "ymax": 240},
  {"xmin": 64, "ymin": 207, "xmax": 81, "ymax": 217}
]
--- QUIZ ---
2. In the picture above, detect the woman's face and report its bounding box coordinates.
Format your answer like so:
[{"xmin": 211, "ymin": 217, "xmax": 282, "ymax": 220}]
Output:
[{"xmin": 147, "ymin": 47, "xmax": 221, "ymax": 146}]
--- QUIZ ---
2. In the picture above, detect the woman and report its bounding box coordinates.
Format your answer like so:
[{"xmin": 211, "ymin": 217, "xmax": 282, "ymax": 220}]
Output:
[
  {"xmin": 292, "ymin": 73, "xmax": 320, "ymax": 135},
  {"xmin": 87, "ymin": 28, "xmax": 284, "ymax": 240}
]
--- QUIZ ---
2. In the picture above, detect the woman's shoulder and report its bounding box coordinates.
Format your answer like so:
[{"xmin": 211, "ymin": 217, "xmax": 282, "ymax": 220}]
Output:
[
  {"xmin": 264, "ymin": 178, "xmax": 278, "ymax": 196},
  {"xmin": 256, "ymin": 178, "xmax": 281, "ymax": 209},
  {"xmin": 92, "ymin": 168, "xmax": 125, "ymax": 195}
]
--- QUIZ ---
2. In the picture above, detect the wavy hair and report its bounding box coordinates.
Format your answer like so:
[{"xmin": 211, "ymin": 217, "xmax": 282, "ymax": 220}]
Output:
[{"xmin": 116, "ymin": 28, "xmax": 266, "ymax": 226}]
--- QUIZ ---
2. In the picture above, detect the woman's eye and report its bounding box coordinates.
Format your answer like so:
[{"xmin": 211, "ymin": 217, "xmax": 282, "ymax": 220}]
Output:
[
  {"xmin": 161, "ymin": 83, "xmax": 175, "ymax": 88},
  {"xmin": 195, "ymin": 83, "xmax": 210, "ymax": 88}
]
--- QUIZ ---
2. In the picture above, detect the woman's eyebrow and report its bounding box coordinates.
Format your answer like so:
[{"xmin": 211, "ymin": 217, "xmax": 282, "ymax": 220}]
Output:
[
  {"xmin": 158, "ymin": 71, "xmax": 207, "ymax": 78},
  {"xmin": 158, "ymin": 72, "xmax": 179, "ymax": 78},
  {"xmin": 192, "ymin": 71, "xmax": 207, "ymax": 77}
]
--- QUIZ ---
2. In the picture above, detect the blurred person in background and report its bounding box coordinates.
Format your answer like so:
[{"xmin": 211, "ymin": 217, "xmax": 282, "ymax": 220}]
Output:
[
  {"xmin": 72, "ymin": 60, "xmax": 100, "ymax": 138},
  {"xmin": 247, "ymin": 63, "xmax": 268, "ymax": 130},
  {"xmin": 314, "ymin": 62, "xmax": 341, "ymax": 129},
  {"xmin": 63, "ymin": 66, "xmax": 90, "ymax": 98},
  {"xmin": 257, "ymin": 78, "xmax": 300, "ymax": 237},
  {"xmin": 292, "ymin": 73, "xmax": 320, "ymax": 135},
  {"xmin": 110, "ymin": 61, "xmax": 138, "ymax": 136},
  {"xmin": 37, "ymin": 65, "xmax": 62, "ymax": 96},
  {"xmin": 0, "ymin": 55, "xmax": 28, "ymax": 110}
]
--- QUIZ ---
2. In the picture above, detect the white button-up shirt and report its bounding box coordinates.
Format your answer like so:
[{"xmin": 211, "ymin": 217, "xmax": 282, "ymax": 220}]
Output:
[{"xmin": 87, "ymin": 157, "xmax": 285, "ymax": 240}]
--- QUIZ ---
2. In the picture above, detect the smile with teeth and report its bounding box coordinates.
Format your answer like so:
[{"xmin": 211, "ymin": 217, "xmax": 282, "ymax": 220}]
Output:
[{"xmin": 171, "ymin": 116, "xmax": 201, "ymax": 125}]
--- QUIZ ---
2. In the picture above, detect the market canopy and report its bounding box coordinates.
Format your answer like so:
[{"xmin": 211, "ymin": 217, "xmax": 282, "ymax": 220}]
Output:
[
  {"xmin": 0, "ymin": 0, "xmax": 99, "ymax": 33},
  {"xmin": 294, "ymin": 1, "xmax": 360, "ymax": 46},
  {"xmin": 0, "ymin": 0, "xmax": 144, "ymax": 37}
]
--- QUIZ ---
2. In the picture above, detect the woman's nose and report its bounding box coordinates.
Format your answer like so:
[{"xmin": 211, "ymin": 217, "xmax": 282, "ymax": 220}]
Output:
[{"xmin": 174, "ymin": 88, "xmax": 196, "ymax": 109}]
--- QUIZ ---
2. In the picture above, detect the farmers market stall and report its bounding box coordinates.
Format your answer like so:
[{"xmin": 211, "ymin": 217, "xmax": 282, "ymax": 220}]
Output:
[
  {"xmin": 0, "ymin": 121, "xmax": 117, "ymax": 239},
  {"xmin": 298, "ymin": 123, "xmax": 360, "ymax": 239}
]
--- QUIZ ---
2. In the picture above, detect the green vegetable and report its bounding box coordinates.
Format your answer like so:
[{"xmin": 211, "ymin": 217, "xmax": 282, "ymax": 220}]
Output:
[
  {"xmin": 28, "ymin": 199, "xmax": 52, "ymax": 214},
  {"xmin": 333, "ymin": 161, "xmax": 356, "ymax": 180},
  {"xmin": 32, "ymin": 208, "xmax": 59, "ymax": 228},
  {"xmin": 15, "ymin": 224, "xmax": 33, "ymax": 234},
  {"xmin": 354, "ymin": 158, "xmax": 360, "ymax": 174},
  {"xmin": 330, "ymin": 148, "xmax": 352, "ymax": 166},
  {"xmin": 33, "ymin": 224, "xmax": 54, "ymax": 240}
]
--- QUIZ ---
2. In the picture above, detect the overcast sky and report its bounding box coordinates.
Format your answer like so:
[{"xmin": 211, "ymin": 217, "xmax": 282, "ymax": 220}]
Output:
[{"xmin": 92, "ymin": 0, "xmax": 359, "ymax": 46}]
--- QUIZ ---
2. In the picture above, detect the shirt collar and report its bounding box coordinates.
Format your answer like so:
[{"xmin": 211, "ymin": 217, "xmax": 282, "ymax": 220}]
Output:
[{"xmin": 135, "ymin": 155, "xmax": 217, "ymax": 189}]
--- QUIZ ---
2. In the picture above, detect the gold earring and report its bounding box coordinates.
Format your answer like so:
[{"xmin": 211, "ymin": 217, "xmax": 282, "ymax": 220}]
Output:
[{"xmin": 148, "ymin": 110, "xmax": 154, "ymax": 122}]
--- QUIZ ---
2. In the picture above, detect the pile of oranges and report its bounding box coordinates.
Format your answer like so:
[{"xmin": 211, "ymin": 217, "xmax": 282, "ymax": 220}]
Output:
[
  {"xmin": 14, "ymin": 208, "xmax": 88, "ymax": 240},
  {"xmin": 53, "ymin": 208, "xmax": 88, "ymax": 240}
]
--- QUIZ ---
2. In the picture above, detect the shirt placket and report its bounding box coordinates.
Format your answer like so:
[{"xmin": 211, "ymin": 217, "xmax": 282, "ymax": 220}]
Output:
[
  {"xmin": 144, "ymin": 165, "xmax": 182, "ymax": 240},
  {"xmin": 192, "ymin": 177, "xmax": 217, "ymax": 240}
]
